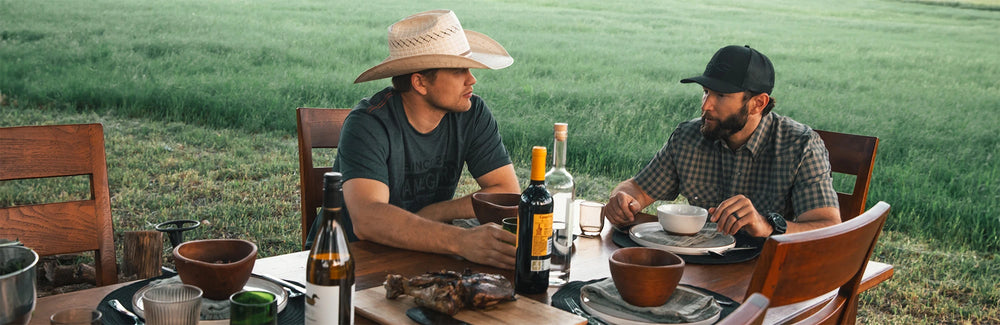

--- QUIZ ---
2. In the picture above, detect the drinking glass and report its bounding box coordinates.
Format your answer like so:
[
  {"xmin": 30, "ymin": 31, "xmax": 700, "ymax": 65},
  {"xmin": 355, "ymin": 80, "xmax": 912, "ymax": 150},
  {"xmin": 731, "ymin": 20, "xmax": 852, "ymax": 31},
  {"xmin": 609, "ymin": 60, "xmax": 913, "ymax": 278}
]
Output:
[
  {"xmin": 49, "ymin": 308, "xmax": 101, "ymax": 325},
  {"xmin": 142, "ymin": 284, "xmax": 203, "ymax": 325},
  {"xmin": 578, "ymin": 201, "xmax": 605, "ymax": 237},
  {"xmin": 229, "ymin": 290, "xmax": 277, "ymax": 325},
  {"xmin": 502, "ymin": 217, "xmax": 518, "ymax": 234},
  {"xmin": 549, "ymin": 220, "xmax": 573, "ymax": 286}
]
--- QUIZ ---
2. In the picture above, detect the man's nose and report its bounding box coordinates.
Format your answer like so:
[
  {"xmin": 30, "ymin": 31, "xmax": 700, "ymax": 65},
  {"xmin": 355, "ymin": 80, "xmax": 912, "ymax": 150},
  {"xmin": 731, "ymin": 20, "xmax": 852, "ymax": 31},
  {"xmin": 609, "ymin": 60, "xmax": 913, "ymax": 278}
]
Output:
[{"xmin": 467, "ymin": 70, "xmax": 477, "ymax": 85}]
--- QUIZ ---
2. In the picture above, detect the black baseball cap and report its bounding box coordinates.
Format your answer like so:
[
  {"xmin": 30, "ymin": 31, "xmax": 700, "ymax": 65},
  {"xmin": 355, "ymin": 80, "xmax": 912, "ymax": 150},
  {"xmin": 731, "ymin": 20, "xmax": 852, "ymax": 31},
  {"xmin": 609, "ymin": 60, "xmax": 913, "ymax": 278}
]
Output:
[{"xmin": 681, "ymin": 45, "xmax": 774, "ymax": 94}]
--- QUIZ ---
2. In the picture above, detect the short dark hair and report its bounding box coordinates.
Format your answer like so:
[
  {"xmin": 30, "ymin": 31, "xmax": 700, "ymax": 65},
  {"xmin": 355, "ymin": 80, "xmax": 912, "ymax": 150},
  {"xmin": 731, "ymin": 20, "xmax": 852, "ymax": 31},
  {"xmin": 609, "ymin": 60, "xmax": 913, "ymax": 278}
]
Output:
[
  {"xmin": 744, "ymin": 91, "xmax": 776, "ymax": 115},
  {"xmin": 390, "ymin": 69, "xmax": 439, "ymax": 92}
]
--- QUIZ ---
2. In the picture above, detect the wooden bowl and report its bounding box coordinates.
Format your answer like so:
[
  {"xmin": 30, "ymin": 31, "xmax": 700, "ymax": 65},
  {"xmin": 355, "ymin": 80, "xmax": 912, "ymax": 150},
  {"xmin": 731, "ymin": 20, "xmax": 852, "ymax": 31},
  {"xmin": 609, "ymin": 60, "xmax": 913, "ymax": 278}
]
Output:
[
  {"xmin": 173, "ymin": 239, "xmax": 257, "ymax": 300},
  {"xmin": 471, "ymin": 192, "xmax": 520, "ymax": 225},
  {"xmin": 609, "ymin": 247, "xmax": 685, "ymax": 307}
]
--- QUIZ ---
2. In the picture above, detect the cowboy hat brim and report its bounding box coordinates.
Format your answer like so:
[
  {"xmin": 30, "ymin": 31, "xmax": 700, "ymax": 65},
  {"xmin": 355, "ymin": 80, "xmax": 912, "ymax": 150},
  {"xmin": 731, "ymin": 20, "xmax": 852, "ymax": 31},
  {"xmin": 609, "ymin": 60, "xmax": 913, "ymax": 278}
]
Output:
[{"xmin": 354, "ymin": 30, "xmax": 513, "ymax": 83}]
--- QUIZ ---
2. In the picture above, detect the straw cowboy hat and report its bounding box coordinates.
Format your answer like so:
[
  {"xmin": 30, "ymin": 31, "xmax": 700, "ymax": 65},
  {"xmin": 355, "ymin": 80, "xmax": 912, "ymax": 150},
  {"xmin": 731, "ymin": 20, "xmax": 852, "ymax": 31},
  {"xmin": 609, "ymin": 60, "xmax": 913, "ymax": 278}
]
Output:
[{"xmin": 354, "ymin": 9, "xmax": 514, "ymax": 83}]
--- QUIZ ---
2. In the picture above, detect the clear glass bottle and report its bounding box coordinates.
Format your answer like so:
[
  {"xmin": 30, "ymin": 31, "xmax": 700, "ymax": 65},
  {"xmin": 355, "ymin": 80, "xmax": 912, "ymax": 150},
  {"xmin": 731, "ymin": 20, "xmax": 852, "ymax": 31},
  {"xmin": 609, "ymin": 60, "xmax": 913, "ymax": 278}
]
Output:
[
  {"xmin": 515, "ymin": 146, "xmax": 553, "ymax": 294},
  {"xmin": 544, "ymin": 123, "xmax": 574, "ymax": 286},
  {"xmin": 305, "ymin": 172, "xmax": 355, "ymax": 325}
]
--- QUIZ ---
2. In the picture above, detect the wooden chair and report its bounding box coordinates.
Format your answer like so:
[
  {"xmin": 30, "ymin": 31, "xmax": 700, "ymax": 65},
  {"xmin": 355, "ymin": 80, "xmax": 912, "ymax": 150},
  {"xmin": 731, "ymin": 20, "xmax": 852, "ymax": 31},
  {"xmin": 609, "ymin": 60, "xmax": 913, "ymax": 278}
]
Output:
[
  {"xmin": 296, "ymin": 107, "xmax": 351, "ymax": 249},
  {"xmin": 717, "ymin": 293, "xmax": 769, "ymax": 325},
  {"xmin": 745, "ymin": 201, "xmax": 890, "ymax": 324},
  {"xmin": 0, "ymin": 123, "xmax": 118, "ymax": 286},
  {"xmin": 815, "ymin": 129, "xmax": 879, "ymax": 221}
]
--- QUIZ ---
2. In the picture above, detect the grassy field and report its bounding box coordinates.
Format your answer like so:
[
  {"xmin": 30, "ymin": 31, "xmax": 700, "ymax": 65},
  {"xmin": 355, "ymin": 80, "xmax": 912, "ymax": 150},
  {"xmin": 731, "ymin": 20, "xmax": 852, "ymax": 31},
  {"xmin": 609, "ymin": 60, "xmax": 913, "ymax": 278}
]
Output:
[{"xmin": 2, "ymin": 0, "xmax": 999, "ymax": 323}]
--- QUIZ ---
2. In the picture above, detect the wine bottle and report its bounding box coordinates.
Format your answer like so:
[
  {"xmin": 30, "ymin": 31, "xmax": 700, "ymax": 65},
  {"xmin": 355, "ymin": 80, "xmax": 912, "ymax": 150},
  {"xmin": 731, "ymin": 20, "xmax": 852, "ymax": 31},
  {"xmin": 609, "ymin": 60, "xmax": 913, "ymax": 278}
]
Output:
[
  {"xmin": 515, "ymin": 146, "xmax": 553, "ymax": 294},
  {"xmin": 544, "ymin": 123, "xmax": 574, "ymax": 286},
  {"xmin": 305, "ymin": 172, "xmax": 355, "ymax": 325}
]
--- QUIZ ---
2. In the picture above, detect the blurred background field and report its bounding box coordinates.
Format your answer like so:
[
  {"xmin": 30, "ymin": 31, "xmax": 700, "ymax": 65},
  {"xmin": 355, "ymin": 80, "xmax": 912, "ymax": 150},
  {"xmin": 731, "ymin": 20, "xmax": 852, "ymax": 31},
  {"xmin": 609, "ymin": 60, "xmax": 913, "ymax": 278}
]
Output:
[{"xmin": 2, "ymin": 0, "xmax": 998, "ymax": 323}]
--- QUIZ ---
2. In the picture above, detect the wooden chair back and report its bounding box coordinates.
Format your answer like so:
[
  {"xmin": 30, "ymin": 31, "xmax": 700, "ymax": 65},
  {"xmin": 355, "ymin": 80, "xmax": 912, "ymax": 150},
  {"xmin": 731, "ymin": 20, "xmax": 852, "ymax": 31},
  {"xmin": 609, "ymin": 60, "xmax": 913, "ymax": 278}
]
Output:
[
  {"xmin": 296, "ymin": 107, "xmax": 351, "ymax": 249},
  {"xmin": 716, "ymin": 293, "xmax": 769, "ymax": 325},
  {"xmin": 815, "ymin": 129, "xmax": 879, "ymax": 221},
  {"xmin": 0, "ymin": 123, "xmax": 118, "ymax": 286},
  {"xmin": 745, "ymin": 201, "xmax": 890, "ymax": 324}
]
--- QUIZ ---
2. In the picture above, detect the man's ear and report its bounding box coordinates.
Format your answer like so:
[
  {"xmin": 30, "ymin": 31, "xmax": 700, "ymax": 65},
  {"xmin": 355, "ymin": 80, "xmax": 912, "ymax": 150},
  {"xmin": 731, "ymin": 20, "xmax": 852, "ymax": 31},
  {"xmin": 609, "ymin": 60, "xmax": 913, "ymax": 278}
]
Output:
[
  {"xmin": 750, "ymin": 93, "xmax": 770, "ymax": 114},
  {"xmin": 411, "ymin": 73, "xmax": 429, "ymax": 96}
]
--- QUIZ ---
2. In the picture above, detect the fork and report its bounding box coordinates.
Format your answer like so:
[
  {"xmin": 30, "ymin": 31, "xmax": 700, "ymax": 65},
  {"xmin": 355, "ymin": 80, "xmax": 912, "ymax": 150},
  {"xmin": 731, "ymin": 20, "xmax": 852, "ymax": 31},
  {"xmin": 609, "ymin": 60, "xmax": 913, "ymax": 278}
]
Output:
[{"xmin": 563, "ymin": 298, "xmax": 605, "ymax": 325}]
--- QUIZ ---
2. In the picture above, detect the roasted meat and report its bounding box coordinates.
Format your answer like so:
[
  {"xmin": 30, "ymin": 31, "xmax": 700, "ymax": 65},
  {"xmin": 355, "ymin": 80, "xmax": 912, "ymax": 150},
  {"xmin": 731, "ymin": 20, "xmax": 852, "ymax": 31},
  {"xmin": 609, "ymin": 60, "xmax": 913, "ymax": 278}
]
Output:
[{"xmin": 384, "ymin": 269, "xmax": 516, "ymax": 315}]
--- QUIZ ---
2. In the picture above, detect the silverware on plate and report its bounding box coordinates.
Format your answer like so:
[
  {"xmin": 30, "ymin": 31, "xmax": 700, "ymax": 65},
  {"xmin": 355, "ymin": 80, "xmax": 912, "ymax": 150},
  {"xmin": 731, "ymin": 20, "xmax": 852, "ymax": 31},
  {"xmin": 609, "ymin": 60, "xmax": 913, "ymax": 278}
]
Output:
[
  {"xmin": 563, "ymin": 298, "xmax": 605, "ymax": 325},
  {"xmin": 707, "ymin": 246, "xmax": 758, "ymax": 257},
  {"xmin": 108, "ymin": 299, "xmax": 144, "ymax": 325},
  {"xmin": 252, "ymin": 273, "xmax": 304, "ymax": 298}
]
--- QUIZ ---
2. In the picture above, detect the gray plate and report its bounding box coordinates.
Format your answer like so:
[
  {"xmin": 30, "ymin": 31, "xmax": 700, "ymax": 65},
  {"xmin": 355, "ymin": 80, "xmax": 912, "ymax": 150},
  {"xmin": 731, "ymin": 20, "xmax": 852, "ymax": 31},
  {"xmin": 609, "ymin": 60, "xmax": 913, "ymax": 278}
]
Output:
[
  {"xmin": 131, "ymin": 275, "xmax": 288, "ymax": 324},
  {"xmin": 629, "ymin": 222, "xmax": 735, "ymax": 255}
]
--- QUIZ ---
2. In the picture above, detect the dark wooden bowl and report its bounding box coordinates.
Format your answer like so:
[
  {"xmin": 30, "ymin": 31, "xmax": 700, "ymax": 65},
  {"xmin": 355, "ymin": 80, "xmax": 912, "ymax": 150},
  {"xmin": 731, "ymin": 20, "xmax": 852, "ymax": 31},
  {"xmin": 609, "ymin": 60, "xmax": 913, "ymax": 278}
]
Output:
[
  {"xmin": 173, "ymin": 239, "xmax": 257, "ymax": 300},
  {"xmin": 471, "ymin": 192, "xmax": 520, "ymax": 226},
  {"xmin": 609, "ymin": 247, "xmax": 685, "ymax": 307}
]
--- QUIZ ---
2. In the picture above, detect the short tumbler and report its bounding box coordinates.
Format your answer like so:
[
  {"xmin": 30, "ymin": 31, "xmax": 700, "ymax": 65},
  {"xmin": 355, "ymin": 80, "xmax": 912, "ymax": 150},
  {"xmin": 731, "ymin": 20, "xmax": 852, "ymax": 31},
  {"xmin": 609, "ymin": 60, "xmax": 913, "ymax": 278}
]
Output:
[
  {"xmin": 142, "ymin": 284, "xmax": 203, "ymax": 325},
  {"xmin": 229, "ymin": 290, "xmax": 277, "ymax": 325},
  {"xmin": 49, "ymin": 308, "xmax": 101, "ymax": 325}
]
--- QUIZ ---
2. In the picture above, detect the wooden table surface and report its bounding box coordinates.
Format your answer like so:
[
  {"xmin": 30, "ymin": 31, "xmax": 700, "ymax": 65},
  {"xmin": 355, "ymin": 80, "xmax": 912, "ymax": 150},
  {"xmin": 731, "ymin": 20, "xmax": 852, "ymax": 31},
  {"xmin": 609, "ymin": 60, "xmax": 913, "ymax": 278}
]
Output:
[{"xmin": 30, "ymin": 219, "xmax": 893, "ymax": 324}]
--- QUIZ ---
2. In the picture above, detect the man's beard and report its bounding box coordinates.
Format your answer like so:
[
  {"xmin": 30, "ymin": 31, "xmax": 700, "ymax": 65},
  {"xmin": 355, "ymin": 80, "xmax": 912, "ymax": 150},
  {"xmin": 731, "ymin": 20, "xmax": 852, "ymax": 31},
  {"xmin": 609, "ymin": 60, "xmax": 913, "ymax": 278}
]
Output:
[{"xmin": 701, "ymin": 102, "xmax": 749, "ymax": 141}]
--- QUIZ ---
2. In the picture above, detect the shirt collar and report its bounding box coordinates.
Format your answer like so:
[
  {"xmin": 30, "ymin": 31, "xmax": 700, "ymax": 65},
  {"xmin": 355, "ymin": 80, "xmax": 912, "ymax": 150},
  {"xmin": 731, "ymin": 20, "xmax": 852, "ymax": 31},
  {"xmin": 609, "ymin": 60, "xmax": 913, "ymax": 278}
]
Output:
[{"xmin": 743, "ymin": 112, "xmax": 773, "ymax": 157}]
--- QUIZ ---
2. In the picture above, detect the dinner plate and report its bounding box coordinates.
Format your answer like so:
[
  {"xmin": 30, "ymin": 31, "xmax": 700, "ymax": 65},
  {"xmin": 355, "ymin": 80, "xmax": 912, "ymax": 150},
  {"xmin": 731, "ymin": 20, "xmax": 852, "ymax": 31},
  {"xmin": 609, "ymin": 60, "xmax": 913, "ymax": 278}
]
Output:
[
  {"xmin": 580, "ymin": 288, "xmax": 720, "ymax": 325},
  {"xmin": 132, "ymin": 275, "xmax": 288, "ymax": 324},
  {"xmin": 629, "ymin": 222, "xmax": 735, "ymax": 255}
]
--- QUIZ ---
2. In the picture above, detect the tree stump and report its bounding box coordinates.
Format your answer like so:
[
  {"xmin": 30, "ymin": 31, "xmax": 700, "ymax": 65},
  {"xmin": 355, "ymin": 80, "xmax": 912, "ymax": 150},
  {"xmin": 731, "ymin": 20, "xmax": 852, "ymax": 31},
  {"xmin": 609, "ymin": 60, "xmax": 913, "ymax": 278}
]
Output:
[{"xmin": 122, "ymin": 230, "xmax": 163, "ymax": 279}]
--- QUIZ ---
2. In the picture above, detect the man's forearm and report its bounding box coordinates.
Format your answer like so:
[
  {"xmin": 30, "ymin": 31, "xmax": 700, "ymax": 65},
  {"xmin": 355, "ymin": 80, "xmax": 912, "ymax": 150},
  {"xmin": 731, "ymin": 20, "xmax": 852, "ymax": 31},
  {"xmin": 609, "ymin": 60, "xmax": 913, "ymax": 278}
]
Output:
[
  {"xmin": 786, "ymin": 206, "xmax": 841, "ymax": 234},
  {"xmin": 353, "ymin": 201, "xmax": 465, "ymax": 255},
  {"xmin": 416, "ymin": 195, "xmax": 474, "ymax": 222}
]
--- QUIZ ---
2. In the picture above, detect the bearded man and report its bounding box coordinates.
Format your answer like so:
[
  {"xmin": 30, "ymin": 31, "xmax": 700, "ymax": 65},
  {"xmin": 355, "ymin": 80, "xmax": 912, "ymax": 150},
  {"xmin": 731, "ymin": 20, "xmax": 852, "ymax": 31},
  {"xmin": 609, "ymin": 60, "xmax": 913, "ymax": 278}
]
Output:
[{"xmin": 604, "ymin": 45, "xmax": 841, "ymax": 237}]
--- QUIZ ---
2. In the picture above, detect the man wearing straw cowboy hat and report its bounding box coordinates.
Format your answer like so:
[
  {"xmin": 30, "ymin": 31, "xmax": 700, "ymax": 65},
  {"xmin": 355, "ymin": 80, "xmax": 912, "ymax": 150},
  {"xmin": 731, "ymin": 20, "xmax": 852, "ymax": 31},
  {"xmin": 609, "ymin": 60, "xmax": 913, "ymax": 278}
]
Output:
[
  {"xmin": 315, "ymin": 10, "xmax": 520, "ymax": 269},
  {"xmin": 604, "ymin": 45, "xmax": 841, "ymax": 238}
]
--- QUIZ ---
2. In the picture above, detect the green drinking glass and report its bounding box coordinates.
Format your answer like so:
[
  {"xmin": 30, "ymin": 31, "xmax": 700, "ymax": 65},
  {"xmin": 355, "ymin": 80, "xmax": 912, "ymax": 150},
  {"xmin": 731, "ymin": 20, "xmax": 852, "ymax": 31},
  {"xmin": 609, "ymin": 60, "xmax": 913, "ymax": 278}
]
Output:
[{"xmin": 229, "ymin": 290, "xmax": 277, "ymax": 325}]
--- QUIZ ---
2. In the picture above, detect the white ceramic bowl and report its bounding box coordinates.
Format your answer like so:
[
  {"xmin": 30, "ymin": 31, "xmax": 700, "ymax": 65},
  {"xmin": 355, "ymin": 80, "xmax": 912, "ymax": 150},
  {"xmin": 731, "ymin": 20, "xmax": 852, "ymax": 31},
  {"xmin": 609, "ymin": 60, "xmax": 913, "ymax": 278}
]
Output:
[{"xmin": 657, "ymin": 204, "xmax": 708, "ymax": 235}]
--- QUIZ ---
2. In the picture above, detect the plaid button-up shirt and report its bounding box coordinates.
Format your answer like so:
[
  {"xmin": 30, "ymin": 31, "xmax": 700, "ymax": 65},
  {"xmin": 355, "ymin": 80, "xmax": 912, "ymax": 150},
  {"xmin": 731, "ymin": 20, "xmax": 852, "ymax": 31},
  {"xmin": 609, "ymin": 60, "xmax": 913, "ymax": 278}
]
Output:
[{"xmin": 634, "ymin": 112, "xmax": 838, "ymax": 219}]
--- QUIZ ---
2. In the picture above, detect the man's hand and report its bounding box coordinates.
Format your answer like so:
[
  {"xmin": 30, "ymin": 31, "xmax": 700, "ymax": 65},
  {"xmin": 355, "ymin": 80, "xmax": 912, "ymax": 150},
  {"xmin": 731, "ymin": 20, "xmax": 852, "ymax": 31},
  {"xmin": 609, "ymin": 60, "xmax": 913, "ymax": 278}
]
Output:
[
  {"xmin": 605, "ymin": 179, "xmax": 654, "ymax": 227},
  {"xmin": 455, "ymin": 223, "xmax": 517, "ymax": 270},
  {"xmin": 605, "ymin": 191, "xmax": 642, "ymax": 227},
  {"xmin": 708, "ymin": 194, "xmax": 771, "ymax": 236}
]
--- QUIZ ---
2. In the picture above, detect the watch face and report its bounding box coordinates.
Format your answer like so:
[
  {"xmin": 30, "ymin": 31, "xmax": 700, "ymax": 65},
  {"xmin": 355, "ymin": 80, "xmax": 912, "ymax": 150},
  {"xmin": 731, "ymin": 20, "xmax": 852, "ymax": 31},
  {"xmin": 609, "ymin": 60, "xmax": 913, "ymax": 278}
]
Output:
[{"xmin": 769, "ymin": 213, "xmax": 787, "ymax": 234}]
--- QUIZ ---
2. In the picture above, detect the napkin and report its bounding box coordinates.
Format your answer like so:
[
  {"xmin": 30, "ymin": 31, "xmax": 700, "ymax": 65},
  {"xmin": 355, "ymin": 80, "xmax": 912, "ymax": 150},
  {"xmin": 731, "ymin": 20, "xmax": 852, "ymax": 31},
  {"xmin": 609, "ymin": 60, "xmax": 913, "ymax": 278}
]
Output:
[
  {"xmin": 148, "ymin": 276, "xmax": 230, "ymax": 320},
  {"xmin": 642, "ymin": 223, "xmax": 731, "ymax": 247},
  {"xmin": 581, "ymin": 278, "xmax": 721, "ymax": 323}
]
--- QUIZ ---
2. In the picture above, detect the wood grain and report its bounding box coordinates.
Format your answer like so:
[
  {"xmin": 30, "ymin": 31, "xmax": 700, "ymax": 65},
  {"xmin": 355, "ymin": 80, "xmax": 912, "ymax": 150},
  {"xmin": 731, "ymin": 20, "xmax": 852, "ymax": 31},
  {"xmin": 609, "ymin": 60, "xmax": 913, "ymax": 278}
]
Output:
[{"xmin": 355, "ymin": 285, "xmax": 587, "ymax": 325}]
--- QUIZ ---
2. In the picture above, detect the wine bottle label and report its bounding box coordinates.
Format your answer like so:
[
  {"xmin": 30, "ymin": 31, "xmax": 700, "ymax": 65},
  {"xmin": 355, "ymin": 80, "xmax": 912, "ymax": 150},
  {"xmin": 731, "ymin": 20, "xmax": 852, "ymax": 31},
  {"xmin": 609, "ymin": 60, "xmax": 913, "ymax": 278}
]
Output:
[
  {"xmin": 532, "ymin": 212, "xmax": 553, "ymax": 256},
  {"xmin": 304, "ymin": 283, "xmax": 355, "ymax": 325},
  {"xmin": 530, "ymin": 257, "xmax": 551, "ymax": 272}
]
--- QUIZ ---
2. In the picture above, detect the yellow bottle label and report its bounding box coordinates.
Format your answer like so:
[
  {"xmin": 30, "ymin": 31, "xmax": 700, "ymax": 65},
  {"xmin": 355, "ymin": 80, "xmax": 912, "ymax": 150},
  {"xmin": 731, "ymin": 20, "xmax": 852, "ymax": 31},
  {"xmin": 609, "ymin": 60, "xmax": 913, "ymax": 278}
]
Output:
[{"xmin": 532, "ymin": 212, "xmax": 553, "ymax": 256}]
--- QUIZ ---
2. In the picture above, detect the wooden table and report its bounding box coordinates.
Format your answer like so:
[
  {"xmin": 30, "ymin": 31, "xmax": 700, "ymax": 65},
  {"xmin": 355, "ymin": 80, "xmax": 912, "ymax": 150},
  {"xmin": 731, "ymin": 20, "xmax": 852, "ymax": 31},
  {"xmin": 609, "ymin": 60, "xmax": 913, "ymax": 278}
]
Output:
[{"xmin": 30, "ymin": 223, "xmax": 893, "ymax": 324}]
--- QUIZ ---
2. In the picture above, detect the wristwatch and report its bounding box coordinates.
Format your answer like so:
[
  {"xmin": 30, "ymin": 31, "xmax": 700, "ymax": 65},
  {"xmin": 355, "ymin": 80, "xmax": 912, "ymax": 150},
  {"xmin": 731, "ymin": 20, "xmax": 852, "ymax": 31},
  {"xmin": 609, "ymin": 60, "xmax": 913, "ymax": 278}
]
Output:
[{"xmin": 766, "ymin": 212, "xmax": 787, "ymax": 236}]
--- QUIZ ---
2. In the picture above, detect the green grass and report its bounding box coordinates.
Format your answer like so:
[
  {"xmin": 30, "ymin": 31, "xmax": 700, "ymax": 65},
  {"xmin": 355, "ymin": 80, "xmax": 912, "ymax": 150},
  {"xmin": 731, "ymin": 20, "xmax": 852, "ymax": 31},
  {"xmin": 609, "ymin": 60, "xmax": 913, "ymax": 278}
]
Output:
[
  {"xmin": 3, "ymin": 0, "xmax": 998, "ymax": 252},
  {"xmin": 2, "ymin": 0, "xmax": 1000, "ymax": 322}
]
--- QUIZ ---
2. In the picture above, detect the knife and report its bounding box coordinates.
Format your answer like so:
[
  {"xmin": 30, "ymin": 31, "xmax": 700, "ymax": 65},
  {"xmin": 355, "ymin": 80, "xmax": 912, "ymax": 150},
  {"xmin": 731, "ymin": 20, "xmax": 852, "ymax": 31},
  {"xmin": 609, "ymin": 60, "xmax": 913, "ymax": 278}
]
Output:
[{"xmin": 405, "ymin": 307, "xmax": 471, "ymax": 325}]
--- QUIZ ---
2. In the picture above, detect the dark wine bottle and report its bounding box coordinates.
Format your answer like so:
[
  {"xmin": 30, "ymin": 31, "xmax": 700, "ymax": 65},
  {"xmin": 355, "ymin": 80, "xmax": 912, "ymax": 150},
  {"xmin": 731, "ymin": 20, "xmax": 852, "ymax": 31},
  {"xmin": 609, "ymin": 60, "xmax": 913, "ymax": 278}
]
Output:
[
  {"xmin": 515, "ymin": 146, "xmax": 554, "ymax": 294},
  {"xmin": 305, "ymin": 172, "xmax": 355, "ymax": 325}
]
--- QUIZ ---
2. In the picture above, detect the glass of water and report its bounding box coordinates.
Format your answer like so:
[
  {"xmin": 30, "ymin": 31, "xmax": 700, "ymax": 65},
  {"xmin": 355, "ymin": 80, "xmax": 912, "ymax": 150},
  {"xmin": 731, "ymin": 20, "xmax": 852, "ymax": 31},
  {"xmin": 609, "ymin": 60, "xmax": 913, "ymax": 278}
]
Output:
[{"xmin": 578, "ymin": 201, "xmax": 605, "ymax": 237}]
